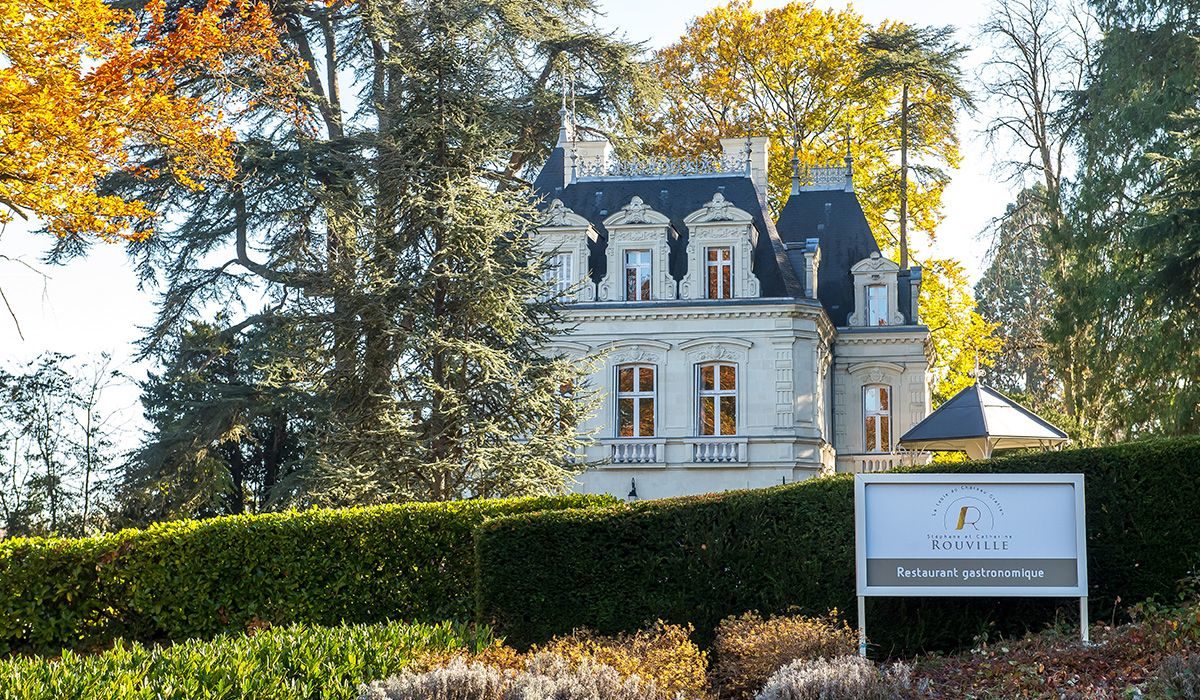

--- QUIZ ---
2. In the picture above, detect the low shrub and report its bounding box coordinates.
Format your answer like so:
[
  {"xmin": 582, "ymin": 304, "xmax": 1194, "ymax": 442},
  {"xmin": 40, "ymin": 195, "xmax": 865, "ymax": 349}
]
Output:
[
  {"xmin": 755, "ymin": 657, "xmax": 913, "ymax": 700},
  {"xmin": 711, "ymin": 612, "xmax": 857, "ymax": 700},
  {"xmin": 0, "ymin": 494, "xmax": 613, "ymax": 655},
  {"xmin": 1142, "ymin": 655, "xmax": 1200, "ymax": 699},
  {"xmin": 535, "ymin": 621, "xmax": 709, "ymax": 698},
  {"xmin": 358, "ymin": 653, "xmax": 671, "ymax": 700},
  {"xmin": 475, "ymin": 438, "xmax": 1200, "ymax": 652},
  {"xmin": 0, "ymin": 620, "xmax": 491, "ymax": 700}
]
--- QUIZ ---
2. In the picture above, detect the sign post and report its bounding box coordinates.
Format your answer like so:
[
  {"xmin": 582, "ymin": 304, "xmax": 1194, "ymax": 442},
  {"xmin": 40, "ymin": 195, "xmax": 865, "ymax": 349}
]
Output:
[{"xmin": 854, "ymin": 473, "xmax": 1087, "ymax": 656}]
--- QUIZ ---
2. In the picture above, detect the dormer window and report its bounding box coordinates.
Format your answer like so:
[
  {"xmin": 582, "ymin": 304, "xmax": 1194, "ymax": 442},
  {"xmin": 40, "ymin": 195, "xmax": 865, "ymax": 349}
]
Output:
[
  {"xmin": 624, "ymin": 249, "xmax": 652, "ymax": 301},
  {"xmin": 867, "ymin": 284, "xmax": 888, "ymax": 326},
  {"xmin": 544, "ymin": 252, "xmax": 574, "ymax": 298},
  {"xmin": 706, "ymin": 247, "xmax": 734, "ymax": 299},
  {"xmin": 848, "ymin": 252, "xmax": 902, "ymax": 327},
  {"xmin": 679, "ymin": 192, "xmax": 761, "ymax": 300}
]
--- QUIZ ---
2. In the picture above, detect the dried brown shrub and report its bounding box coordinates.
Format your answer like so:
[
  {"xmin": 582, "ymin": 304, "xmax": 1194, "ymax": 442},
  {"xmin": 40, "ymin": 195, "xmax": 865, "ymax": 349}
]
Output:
[
  {"xmin": 711, "ymin": 611, "xmax": 857, "ymax": 700},
  {"xmin": 534, "ymin": 621, "xmax": 709, "ymax": 698}
]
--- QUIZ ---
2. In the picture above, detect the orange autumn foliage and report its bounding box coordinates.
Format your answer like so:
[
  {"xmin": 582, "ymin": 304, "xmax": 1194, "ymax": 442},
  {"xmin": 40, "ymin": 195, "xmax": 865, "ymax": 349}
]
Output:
[{"xmin": 0, "ymin": 0, "xmax": 300, "ymax": 241}]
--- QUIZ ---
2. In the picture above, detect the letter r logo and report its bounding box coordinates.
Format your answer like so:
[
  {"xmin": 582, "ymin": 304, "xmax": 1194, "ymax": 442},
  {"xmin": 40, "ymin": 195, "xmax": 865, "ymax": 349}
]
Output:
[{"xmin": 955, "ymin": 506, "xmax": 982, "ymax": 530}]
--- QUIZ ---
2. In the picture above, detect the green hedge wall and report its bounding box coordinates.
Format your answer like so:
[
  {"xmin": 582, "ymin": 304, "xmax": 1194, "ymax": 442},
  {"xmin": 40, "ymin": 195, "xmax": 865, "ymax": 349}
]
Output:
[
  {"xmin": 474, "ymin": 438, "xmax": 1200, "ymax": 654},
  {"xmin": 0, "ymin": 494, "xmax": 614, "ymax": 655}
]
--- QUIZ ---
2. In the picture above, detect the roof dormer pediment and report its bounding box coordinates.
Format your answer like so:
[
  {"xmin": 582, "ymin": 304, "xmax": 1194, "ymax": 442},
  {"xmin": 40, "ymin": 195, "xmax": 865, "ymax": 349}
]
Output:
[
  {"xmin": 603, "ymin": 196, "xmax": 671, "ymax": 227},
  {"xmin": 542, "ymin": 199, "xmax": 591, "ymax": 228},
  {"xmin": 683, "ymin": 192, "xmax": 755, "ymax": 225},
  {"xmin": 851, "ymin": 251, "xmax": 899, "ymax": 274}
]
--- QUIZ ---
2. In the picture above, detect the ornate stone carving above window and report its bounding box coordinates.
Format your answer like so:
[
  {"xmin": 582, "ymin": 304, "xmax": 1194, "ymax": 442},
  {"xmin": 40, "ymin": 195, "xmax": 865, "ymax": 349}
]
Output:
[
  {"xmin": 598, "ymin": 197, "xmax": 677, "ymax": 302},
  {"xmin": 846, "ymin": 252, "xmax": 906, "ymax": 327},
  {"xmin": 542, "ymin": 199, "xmax": 591, "ymax": 228},
  {"xmin": 678, "ymin": 192, "xmax": 761, "ymax": 300}
]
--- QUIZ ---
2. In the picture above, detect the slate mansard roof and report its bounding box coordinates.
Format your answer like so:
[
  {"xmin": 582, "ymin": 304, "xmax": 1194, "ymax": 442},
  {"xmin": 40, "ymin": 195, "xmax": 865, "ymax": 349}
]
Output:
[{"xmin": 532, "ymin": 143, "xmax": 913, "ymax": 326}]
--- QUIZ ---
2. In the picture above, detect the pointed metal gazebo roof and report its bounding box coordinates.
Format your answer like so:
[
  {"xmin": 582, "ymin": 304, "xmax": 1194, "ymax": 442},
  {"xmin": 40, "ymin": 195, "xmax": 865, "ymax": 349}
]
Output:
[{"xmin": 898, "ymin": 383, "xmax": 1069, "ymax": 460}]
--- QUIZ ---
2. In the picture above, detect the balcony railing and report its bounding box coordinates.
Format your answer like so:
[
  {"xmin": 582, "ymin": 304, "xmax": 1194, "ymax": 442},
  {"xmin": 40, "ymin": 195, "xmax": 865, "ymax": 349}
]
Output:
[
  {"xmin": 691, "ymin": 438, "xmax": 746, "ymax": 463},
  {"xmin": 609, "ymin": 440, "xmax": 665, "ymax": 464},
  {"xmin": 838, "ymin": 452, "xmax": 930, "ymax": 474}
]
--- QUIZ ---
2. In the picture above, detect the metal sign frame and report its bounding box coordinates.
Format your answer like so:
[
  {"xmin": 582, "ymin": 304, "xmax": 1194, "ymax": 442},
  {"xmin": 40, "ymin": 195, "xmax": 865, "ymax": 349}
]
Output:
[{"xmin": 853, "ymin": 472, "xmax": 1088, "ymax": 656}]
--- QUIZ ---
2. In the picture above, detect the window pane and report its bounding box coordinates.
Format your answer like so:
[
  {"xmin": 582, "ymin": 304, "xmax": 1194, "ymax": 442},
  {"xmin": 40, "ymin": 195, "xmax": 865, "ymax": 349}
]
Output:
[
  {"xmin": 619, "ymin": 367, "xmax": 633, "ymax": 393},
  {"xmin": 640, "ymin": 274, "xmax": 651, "ymax": 300},
  {"xmin": 700, "ymin": 396, "xmax": 715, "ymax": 436},
  {"xmin": 618, "ymin": 398, "xmax": 634, "ymax": 437},
  {"xmin": 879, "ymin": 386, "xmax": 890, "ymax": 411},
  {"xmin": 880, "ymin": 415, "xmax": 890, "ymax": 450},
  {"xmin": 868, "ymin": 285, "xmax": 888, "ymax": 326},
  {"xmin": 864, "ymin": 387, "xmax": 879, "ymax": 412},
  {"xmin": 707, "ymin": 265, "xmax": 718, "ymax": 299},
  {"xmin": 865, "ymin": 415, "xmax": 877, "ymax": 451},
  {"xmin": 720, "ymin": 396, "xmax": 737, "ymax": 435},
  {"xmin": 638, "ymin": 366, "xmax": 654, "ymax": 391},
  {"xmin": 721, "ymin": 264, "xmax": 732, "ymax": 298},
  {"xmin": 625, "ymin": 267, "xmax": 638, "ymax": 300},
  {"xmin": 639, "ymin": 398, "xmax": 655, "ymax": 436},
  {"xmin": 700, "ymin": 365, "xmax": 714, "ymax": 391},
  {"xmin": 719, "ymin": 364, "xmax": 736, "ymax": 391}
]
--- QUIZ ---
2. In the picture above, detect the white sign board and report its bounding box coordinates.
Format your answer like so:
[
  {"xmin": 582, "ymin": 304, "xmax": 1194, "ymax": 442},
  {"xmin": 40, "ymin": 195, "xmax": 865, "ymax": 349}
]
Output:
[{"xmin": 855, "ymin": 473, "xmax": 1087, "ymax": 598}]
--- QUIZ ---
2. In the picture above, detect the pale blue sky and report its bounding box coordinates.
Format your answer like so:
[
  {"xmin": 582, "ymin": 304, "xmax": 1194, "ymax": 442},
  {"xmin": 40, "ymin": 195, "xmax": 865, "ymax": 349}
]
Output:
[{"xmin": 0, "ymin": 0, "xmax": 1009, "ymax": 448}]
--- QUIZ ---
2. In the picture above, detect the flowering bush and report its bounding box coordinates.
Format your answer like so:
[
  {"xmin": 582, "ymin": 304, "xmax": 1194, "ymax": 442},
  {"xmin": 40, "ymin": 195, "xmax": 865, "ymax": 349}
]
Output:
[
  {"xmin": 711, "ymin": 612, "xmax": 857, "ymax": 699},
  {"xmin": 754, "ymin": 656, "xmax": 913, "ymax": 700}
]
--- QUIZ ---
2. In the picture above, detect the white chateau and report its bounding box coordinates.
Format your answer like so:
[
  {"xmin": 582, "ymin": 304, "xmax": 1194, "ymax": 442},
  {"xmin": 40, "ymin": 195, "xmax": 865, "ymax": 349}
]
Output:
[{"xmin": 532, "ymin": 118, "xmax": 932, "ymax": 500}]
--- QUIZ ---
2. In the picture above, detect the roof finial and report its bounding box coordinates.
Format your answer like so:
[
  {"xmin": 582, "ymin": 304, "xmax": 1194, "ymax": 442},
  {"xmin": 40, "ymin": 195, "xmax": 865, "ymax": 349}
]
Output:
[
  {"xmin": 843, "ymin": 128, "xmax": 854, "ymax": 193},
  {"xmin": 790, "ymin": 133, "xmax": 801, "ymax": 196},
  {"xmin": 554, "ymin": 69, "xmax": 568, "ymax": 146}
]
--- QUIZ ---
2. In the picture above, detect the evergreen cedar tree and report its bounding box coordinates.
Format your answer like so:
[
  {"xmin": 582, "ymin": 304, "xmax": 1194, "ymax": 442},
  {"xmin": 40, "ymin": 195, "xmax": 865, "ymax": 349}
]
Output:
[
  {"xmin": 648, "ymin": 1, "xmax": 998, "ymax": 403},
  {"xmin": 0, "ymin": 0, "xmax": 297, "ymax": 241},
  {"xmin": 103, "ymin": 0, "xmax": 651, "ymax": 512}
]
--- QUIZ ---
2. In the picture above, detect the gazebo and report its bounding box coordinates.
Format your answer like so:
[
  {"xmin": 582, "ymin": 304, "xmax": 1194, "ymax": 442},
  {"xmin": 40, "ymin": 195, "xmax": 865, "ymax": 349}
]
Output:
[{"xmin": 897, "ymin": 383, "xmax": 1069, "ymax": 460}]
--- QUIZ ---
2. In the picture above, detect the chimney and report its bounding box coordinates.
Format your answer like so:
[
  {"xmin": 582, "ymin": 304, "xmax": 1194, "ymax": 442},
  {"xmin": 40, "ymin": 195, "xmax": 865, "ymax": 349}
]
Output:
[
  {"xmin": 908, "ymin": 266, "xmax": 922, "ymax": 323},
  {"xmin": 804, "ymin": 238, "xmax": 821, "ymax": 299},
  {"xmin": 571, "ymin": 136, "xmax": 612, "ymax": 183},
  {"xmin": 720, "ymin": 136, "xmax": 770, "ymax": 200}
]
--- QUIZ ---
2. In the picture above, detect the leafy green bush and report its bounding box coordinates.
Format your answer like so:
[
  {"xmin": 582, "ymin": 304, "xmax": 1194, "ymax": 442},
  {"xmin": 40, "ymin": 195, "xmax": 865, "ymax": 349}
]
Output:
[
  {"xmin": 0, "ymin": 494, "xmax": 614, "ymax": 655},
  {"xmin": 0, "ymin": 620, "xmax": 491, "ymax": 700},
  {"xmin": 474, "ymin": 437, "xmax": 1200, "ymax": 653}
]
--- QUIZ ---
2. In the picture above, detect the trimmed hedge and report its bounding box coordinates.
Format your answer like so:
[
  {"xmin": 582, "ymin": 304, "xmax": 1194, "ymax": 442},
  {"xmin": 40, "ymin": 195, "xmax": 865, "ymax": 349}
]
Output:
[
  {"xmin": 474, "ymin": 438, "xmax": 1200, "ymax": 653},
  {"xmin": 0, "ymin": 620, "xmax": 491, "ymax": 699},
  {"xmin": 0, "ymin": 494, "xmax": 614, "ymax": 655}
]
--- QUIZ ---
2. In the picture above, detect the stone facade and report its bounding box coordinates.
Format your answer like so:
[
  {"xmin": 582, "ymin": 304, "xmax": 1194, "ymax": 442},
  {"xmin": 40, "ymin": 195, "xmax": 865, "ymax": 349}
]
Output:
[{"xmin": 531, "ymin": 130, "xmax": 932, "ymax": 500}]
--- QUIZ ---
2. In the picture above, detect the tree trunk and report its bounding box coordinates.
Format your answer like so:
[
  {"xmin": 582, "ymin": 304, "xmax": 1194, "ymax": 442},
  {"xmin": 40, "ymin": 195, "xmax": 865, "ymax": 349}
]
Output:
[{"xmin": 900, "ymin": 81, "xmax": 910, "ymax": 270}]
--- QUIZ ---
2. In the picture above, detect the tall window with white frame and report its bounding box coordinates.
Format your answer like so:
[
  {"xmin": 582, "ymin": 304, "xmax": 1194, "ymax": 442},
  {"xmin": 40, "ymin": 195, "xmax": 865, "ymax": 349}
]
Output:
[
  {"xmin": 543, "ymin": 252, "xmax": 574, "ymax": 298},
  {"xmin": 624, "ymin": 249, "xmax": 652, "ymax": 301},
  {"xmin": 863, "ymin": 384, "xmax": 891, "ymax": 452},
  {"xmin": 616, "ymin": 364, "xmax": 656, "ymax": 437},
  {"xmin": 698, "ymin": 362, "xmax": 737, "ymax": 436},
  {"xmin": 705, "ymin": 246, "xmax": 734, "ymax": 299},
  {"xmin": 866, "ymin": 284, "xmax": 888, "ymax": 326}
]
